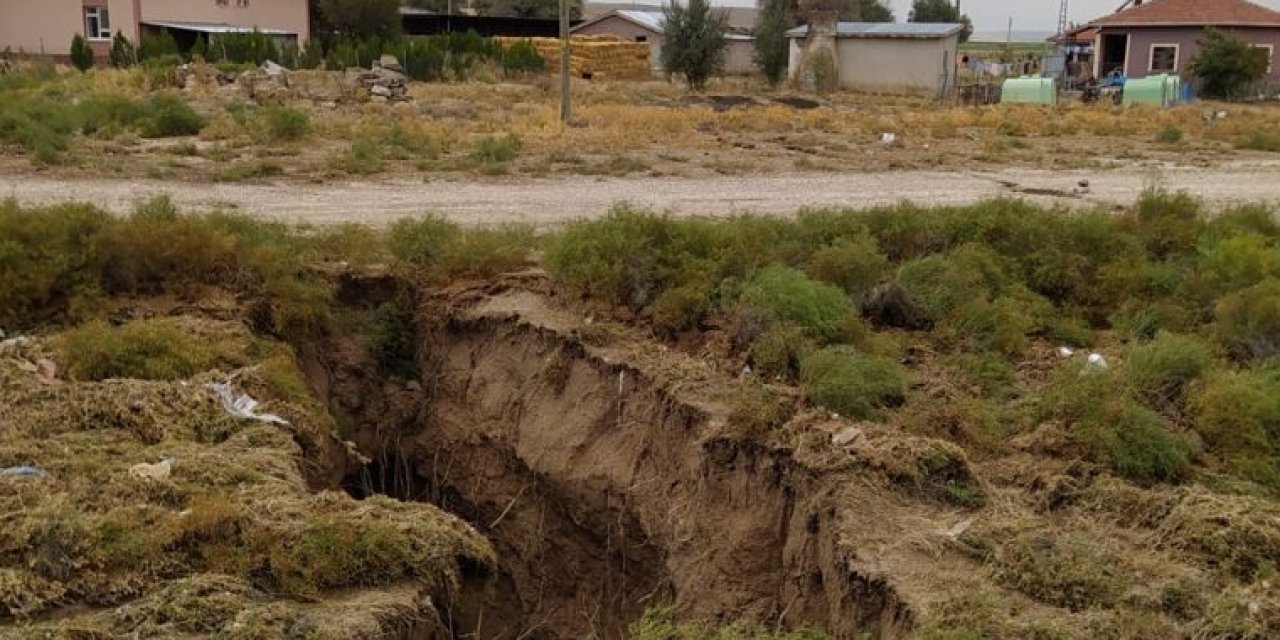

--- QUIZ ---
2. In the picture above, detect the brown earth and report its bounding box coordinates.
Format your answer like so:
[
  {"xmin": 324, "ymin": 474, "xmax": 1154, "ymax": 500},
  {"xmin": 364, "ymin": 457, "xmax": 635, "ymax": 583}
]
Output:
[{"xmin": 298, "ymin": 272, "xmax": 968, "ymax": 638}]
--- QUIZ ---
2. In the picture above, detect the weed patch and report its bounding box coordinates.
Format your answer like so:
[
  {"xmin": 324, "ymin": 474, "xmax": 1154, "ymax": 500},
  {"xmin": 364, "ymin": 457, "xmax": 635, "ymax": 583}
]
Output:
[
  {"xmin": 800, "ymin": 345, "xmax": 906, "ymax": 419},
  {"xmin": 58, "ymin": 318, "xmax": 217, "ymax": 381}
]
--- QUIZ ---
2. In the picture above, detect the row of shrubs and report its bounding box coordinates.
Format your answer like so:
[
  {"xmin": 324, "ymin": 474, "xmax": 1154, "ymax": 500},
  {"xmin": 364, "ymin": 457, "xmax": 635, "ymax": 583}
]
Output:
[
  {"xmin": 543, "ymin": 192, "xmax": 1280, "ymax": 488},
  {"xmin": 99, "ymin": 29, "xmax": 545, "ymax": 81},
  {"xmin": 0, "ymin": 197, "xmax": 534, "ymax": 337},
  {"xmin": 8, "ymin": 193, "xmax": 1280, "ymax": 490}
]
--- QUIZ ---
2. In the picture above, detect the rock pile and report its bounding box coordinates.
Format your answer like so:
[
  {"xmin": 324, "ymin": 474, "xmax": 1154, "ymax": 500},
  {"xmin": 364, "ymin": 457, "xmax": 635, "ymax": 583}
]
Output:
[{"xmin": 346, "ymin": 54, "xmax": 410, "ymax": 102}]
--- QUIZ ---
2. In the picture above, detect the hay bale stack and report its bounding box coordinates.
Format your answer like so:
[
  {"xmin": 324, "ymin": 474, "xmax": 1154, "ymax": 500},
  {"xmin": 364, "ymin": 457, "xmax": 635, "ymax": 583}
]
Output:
[{"xmin": 495, "ymin": 36, "xmax": 653, "ymax": 79}]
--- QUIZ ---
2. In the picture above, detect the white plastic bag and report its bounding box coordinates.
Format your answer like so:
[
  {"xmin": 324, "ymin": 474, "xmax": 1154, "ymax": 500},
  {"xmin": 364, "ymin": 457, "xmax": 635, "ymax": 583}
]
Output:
[{"xmin": 209, "ymin": 382, "xmax": 289, "ymax": 425}]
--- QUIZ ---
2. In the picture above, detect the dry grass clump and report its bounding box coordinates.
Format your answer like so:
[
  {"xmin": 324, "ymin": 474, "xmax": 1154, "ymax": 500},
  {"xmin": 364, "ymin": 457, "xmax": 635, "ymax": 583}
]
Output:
[
  {"xmin": 844, "ymin": 431, "xmax": 984, "ymax": 507},
  {"xmin": 0, "ymin": 321, "xmax": 494, "ymax": 632},
  {"xmin": 988, "ymin": 529, "xmax": 1126, "ymax": 612}
]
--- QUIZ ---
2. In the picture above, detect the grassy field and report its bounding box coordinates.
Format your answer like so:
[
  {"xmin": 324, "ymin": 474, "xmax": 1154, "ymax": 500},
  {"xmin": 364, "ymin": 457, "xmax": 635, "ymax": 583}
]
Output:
[{"xmin": 3, "ymin": 60, "xmax": 1280, "ymax": 184}]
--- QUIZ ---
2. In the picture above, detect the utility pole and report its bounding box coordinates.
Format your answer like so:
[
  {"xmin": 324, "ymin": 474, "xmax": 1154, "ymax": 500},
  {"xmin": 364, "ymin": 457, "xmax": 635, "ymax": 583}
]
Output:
[
  {"xmin": 952, "ymin": 0, "xmax": 961, "ymax": 99},
  {"xmin": 559, "ymin": 0, "xmax": 571, "ymax": 124}
]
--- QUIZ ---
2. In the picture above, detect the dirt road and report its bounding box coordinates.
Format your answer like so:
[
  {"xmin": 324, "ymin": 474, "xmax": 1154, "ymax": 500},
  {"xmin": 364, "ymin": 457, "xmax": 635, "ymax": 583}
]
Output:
[{"xmin": 4, "ymin": 163, "xmax": 1279, "ymax": 226}]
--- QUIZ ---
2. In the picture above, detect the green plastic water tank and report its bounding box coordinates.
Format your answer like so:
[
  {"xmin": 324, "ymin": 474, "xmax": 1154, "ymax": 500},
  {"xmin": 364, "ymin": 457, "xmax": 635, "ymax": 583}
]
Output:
[
  {"xmin": 1124, "ymin": 74, "xmax": 1181, "ymax": 107},
  {"xmin": 1001, "ymin": 77, "xmax": 1057, "ymax": 105}
]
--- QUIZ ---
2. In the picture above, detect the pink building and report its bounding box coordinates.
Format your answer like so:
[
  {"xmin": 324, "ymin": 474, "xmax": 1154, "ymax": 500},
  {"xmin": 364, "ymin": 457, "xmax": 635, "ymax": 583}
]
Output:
[
  {"xmin": 1087, "ymin": 0, "xmax": 1280, "ymax": 81},
  {"xmin": 0, "ymin": 0, "xmax": 309, "ymax": 61}
]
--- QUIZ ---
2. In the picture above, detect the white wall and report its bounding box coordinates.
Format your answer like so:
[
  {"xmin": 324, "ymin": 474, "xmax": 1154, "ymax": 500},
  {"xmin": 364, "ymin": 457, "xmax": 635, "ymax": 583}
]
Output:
[
  {"xmin": 835, "ymin": 35, "xmax": 956, "ymax": 93},
  {"xmin": 789, "ymin": 34, "xmax": 958, "ymax": 94}
]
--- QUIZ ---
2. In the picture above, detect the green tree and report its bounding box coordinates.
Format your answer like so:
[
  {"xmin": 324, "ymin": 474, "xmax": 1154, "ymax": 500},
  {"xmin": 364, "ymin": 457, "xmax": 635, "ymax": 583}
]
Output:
[
  {"xmin": 138, "ymin": 29, "xmax": 179, "ymax": 61},
  {"xmin": 481, "ymin": 0, "xmax": 583, "ymax": 19},
  {"xmin": 1188, "ymin": 28, "xmax": 1270, "ymax": 100},
  {"xmin": 842, "ymin": 0, "xmax": 894, "ymax": 22},
  {"xmin": 754, "ymin": 0, "xmax": 793, "ymax": 86},
  {"xmin": 662, "ymin": 0, "xmax": 729, "ymax": 92},
  {"xmin": 109, "ymin": 31, "xmax": 136, "ymax": 68},
  {"xmin": 70, "ymin": 34, "xmax": 94, "ymax": 72},
  {"xmin": 313, "ymin": 0, "xmax": 402, "ymax": 41},
  {"xmin": 908, "ymin": 0, "xmax": 972, "ymax": 42}
]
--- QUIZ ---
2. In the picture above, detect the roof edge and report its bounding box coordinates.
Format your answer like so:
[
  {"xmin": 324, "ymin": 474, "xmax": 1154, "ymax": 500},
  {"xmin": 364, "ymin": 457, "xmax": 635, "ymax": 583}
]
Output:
[
  {"xmin": 785, "ymin": 23, "xmax": 963, "ymax": 39},
  {"xmin": 1092, "ymin": 21, "xmax": 1280, "ymax": 27},
  {"xmin": 571, "ymin": 9, "xmax": 662, "ymax": 34}
]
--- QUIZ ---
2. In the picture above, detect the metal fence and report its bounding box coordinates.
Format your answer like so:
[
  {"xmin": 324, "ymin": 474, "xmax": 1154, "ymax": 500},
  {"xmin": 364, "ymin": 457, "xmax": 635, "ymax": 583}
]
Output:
[{"xmin": 937, "ymin": 73, "xmax": 1003, "ymax": 106}]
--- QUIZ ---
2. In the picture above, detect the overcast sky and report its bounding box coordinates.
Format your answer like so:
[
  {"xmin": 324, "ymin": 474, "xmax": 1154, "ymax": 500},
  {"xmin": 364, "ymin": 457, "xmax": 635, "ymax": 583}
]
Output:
[
  {"xmin": 697, "ymin": 0, "xmax": 1280, "ymax": 31},
  {"xmin": 881, "ymin": 0, "xmax": 1280, "ymax": 31}
]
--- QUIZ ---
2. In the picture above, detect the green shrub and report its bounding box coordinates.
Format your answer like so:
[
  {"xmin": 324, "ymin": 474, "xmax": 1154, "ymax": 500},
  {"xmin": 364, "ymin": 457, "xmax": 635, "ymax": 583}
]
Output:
[
  {"xmin": 1214, "ymin": 279, "xmax": 1280, "ymax": 361},
  {"xmin": 800, "ymin": 345, "xmax": 906, "ymax": 419},
  {"xmin": 137, "ymin": 94, "xmax": 205, "ymax": 137},
  {"xmin": 1039, "ymin": 364, "xmax": 1192, "ymax": 484},
  {"xmin": 109, "ymin": 31, "xmax": 136, "ymax": 68},
  {"xmin": 58, "ymin": 319, "xmax": 216, "ymax": 381},
  {"xmin": 261, "ymin": 106, "xmax": 310, "ymax": 141},
  {"xmin": 330, "ymin": 138, "xmax": 385, "ymax": 174},
  {"xmin": 1130, "ymin": 187, "xmax": 1204, "ymax": 258},
  {"xmin": 946, "ymin": 294, "xmax": 1039, "ymax": 356},
  {"xmin": 206, "ymin": 30, "xmax": 280, "ymax": 65},
  {"xmin": 366, "ymin": 299, "xmax": 419, "ymax": 379},
  {"xmin": 435, "ymin": 225, "xmax": 534, "ymax": 280},
  {"xmin": 951, "ymin": 352, "xmax": 1014, "ymax": 399},
  {"xmin": 1205, "ymin": 204, "xmax": 1280, "ymax": 241},
  {"xmin": 1156, "ymin": 124, "xmax": 1183, "ymax": 144},
  {"xmin": 650, "ymin": 278, "xmax": 715, "ymax": 336},
  {"xmin": 70, "ymin": 34, "xmax": 95, "ymax": 72},
  {"xmin": 1122, "ymin": 332, "xmax": 1214, "ymax": 408},
  {"xmin": 739, "ymin": 267, "xmax": 855, "ymax": 343},
  {"xmin": 387, "ymin": 215, "xmax": 461, "ymax": 270},
  {"xmin": 472, "ymin": 134, "xmax": 520, "ymax": 164},
  {"xmin": 0, "ymin": 201, "xmax": 110, "ymax": 327},
  {"xmin": 1192, "ymin": 366, "xmax": 1280, "ymax": 485},
  {"xmin": 804, "ymin": 233, "xmax": 888, "ymax": 301},
  {"xmin": 138, "ymin": 30, "xmax": 179, "ymax": 62},
  {"xmin": 896, "ymin": 243, "xmax": 1012, "ymax": 321},
  {"xmin": 1237, "ymin": 129, "xmax": 1280, "ymax": 152},
  {"xmin": 499, "ymin": 40, "xmax": 546, "ymax": 76},
  {"xmin": 546, "ymin": 208, "xmax": 728, "ymax": 312},
  {"xmin": 749, "ymin": 322, "xmax": 815, "ymax": 381},
  {"xmin": 0, "ymin": 96, "xmax": 76, "ymax": 164},
  {"xmin": 1198, "ymin": 233, "xmax": 1280, "ymax": 292},
  {"xmin": 78, "ymin": 94, "xmax": 146, "ymax": 135},
  {"xmin": 1096, "ymin": 402, "xmax": 1194, "ymax": 485}
]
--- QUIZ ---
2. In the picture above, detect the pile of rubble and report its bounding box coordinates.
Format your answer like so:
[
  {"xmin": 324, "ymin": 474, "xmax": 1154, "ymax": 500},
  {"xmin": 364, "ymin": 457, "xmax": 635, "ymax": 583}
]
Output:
[
  {"xmin": 172, "ymin": 56, "xmax": 411, "ymax": 104},
  {"xmin": 344, "ymin": 54, "xmax": 410, "ymax": 103}
]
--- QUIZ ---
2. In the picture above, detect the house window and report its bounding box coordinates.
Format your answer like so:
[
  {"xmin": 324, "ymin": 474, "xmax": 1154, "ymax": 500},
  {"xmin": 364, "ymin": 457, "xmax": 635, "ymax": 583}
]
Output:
[
  {"xmin": 1149, "ymin": 44, "xmax": 1178, "ymax": 72},
  {"xmin": 84, "ymin": 6, "xmax": 111, "ymax": 41},
  {"xmin": 635, "ymin": 35, "xmax": 648, "ymax": 43},
  {"xmin": 1255, "ymin": 44, "xmax": 1274, "ymax": 74}
]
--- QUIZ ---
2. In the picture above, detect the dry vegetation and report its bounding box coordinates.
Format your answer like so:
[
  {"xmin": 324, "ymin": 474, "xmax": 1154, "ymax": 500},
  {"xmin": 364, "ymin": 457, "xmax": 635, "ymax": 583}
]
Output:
[
  {"xmin": 3, "ymin": 187, "xmax": 1280, "ymax": 637},
  {"xmin": 5, "ymin": 61, "xmax": 1280, "ymax": 184}
]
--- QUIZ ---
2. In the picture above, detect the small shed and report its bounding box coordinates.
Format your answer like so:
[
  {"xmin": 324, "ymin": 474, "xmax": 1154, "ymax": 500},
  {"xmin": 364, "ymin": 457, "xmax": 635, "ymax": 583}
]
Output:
[
  {"xmin": 571, "ymin": 9, "xmax": 757, "ymax": 75},
  {"xmin": 786, "ymin": 22, "xmax": 962, "ymax": 94}
]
